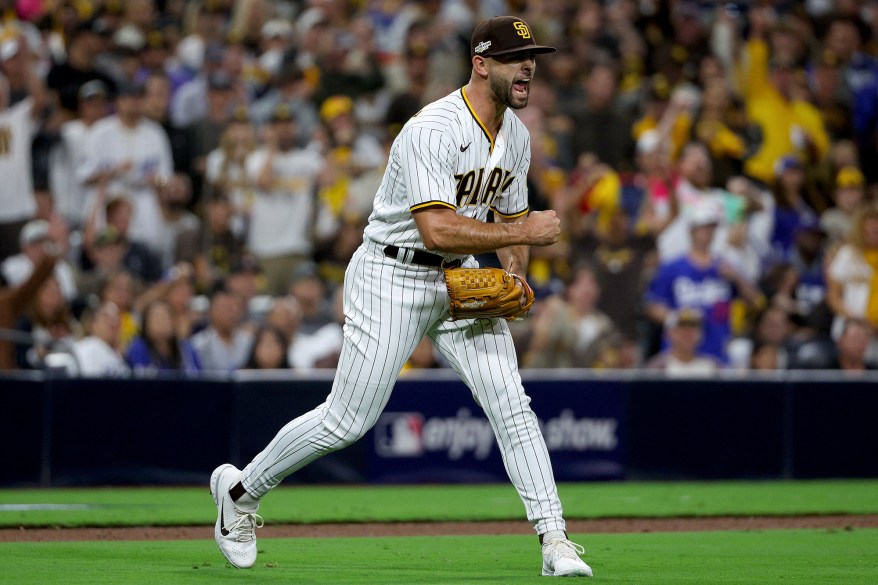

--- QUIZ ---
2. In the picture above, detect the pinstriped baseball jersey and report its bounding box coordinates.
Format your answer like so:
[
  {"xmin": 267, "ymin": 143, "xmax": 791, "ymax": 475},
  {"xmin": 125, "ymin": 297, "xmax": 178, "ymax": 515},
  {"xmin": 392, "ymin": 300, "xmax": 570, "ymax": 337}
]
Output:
[
  {"xmin": 364, "ymin": 87, "xmax": 530, "ymax": 255},
  {"xmin": 238, "ymin": 86, "xmax": 567, "ymax": 538}
]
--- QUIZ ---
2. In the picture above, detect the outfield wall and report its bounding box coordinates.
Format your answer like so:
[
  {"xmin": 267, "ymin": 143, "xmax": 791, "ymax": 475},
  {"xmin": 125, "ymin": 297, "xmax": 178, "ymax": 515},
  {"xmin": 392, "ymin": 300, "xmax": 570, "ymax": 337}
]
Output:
[{"xmin": 2, "ymin": 371, "xmax": 876, "ymax": 486}]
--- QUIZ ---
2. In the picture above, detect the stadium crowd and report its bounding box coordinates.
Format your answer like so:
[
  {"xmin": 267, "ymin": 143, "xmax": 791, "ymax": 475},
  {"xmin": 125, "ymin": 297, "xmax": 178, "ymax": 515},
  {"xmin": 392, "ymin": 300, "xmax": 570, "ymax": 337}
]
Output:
[{"xmin": 1, "ymin": 0, "xmax": 878, "ymax": 376}]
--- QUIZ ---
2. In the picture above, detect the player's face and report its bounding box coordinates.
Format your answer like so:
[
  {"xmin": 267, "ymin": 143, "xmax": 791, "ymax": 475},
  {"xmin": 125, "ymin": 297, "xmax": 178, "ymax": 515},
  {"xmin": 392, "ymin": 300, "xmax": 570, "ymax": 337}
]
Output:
[{"xmin": 488, "ymin": 51, "xmax": 536, "ymax": 110}]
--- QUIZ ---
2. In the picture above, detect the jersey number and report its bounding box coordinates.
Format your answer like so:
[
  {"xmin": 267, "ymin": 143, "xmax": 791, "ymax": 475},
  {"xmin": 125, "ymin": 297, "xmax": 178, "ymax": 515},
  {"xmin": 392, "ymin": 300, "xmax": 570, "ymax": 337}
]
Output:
[{"xmin": 454, "ymin": 167, "xmax": 514, "ymax": 208}]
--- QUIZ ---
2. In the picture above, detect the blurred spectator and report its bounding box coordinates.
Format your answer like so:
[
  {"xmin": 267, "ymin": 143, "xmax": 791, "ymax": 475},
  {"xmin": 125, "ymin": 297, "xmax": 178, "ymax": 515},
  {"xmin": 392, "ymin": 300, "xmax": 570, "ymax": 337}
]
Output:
[
  {"xmin": 691, "ymin": 76, "xmax": 746, "ymax": 186},
  {"xmin": 49, "ymin": 79, "xmax": 111, "ymax": 228},
  {"xmin": 126, "ymin": 300, "xmax": 201, "ymax": 374},
  {"xmin": 255, "ymin": 19, "xmax": 295, "ymax": 79},
  {"xmin": 15, "ymin": 275, "xmax": 80, "ymax": 369},
  {"xmin": 251, "ymin": 66, "xmax": 319, "ymax": 140},
  {"xmin": 0, "ymin": 26, "xmax": 44, "ymax": 105},
  {"xmin": 81, "ymin": 191, "xmax": 163, "ymax": 284},
  {"xmin": 309, "ymin": 14, "xmax": 385, "ymax": 108},
  {"xmin": 645, "ymin": 200, "xmax": 762, "ymax": 362},
  {"xmin": 738, "ymin": 22, "xmax": 829, "ymax": 185},
  {"xmin": 2, "ymin": 219, "xmax": 77, "ymax": 301},
  {"xmin": 135, "ymin": 29, "xmax": 173, "ymax": 85},
  {"xmin": 243, "ymin": 325, "xmax": 290, "ymax": 370},
  {"xmin": 631, "ymin": 76, "xmax": 694, "ymax": 167},
  {"xmin": 384, "ymin": 42, "xmax": 431, "ymax": 138},
  {"xmin": 142, "ymin": 72, "xmax": 193, "ymax": 176},
  {"xmin": 826, "ymin": 203, "xmax": 878, "ymax": 337},
  {"xmin": 0, "ymin": 249, "xmax": 56, "ymax": 370},
  {"xmin": 153, "ymin": 173, "xmax": 200, "ymax": 271},
  {"xmin": 808, "ymin": 48, "xmax": 853, "ymax": 142},
  {"xmin": 71, "ymin": 302, "xmax": 129, "ymax": 377},
  {"xmin": 79, "ymin": 81, "xmax": 173, "ymax": 258},
  {"xmin": 630, "ymin": 129, "xmax": 676, "ymax": 233},
  {"xmin": 289, "ymin": 284, "xmax": 345, "ymax": 369},
  {"xmin": 189, "ymin": 287, "xmax": 252, "ymax": 372},
  {"xmin": 0, "ymin": 32, "xmax": 46, "ymax": 262},
  {"xmin": 264, "ymin": 293, "xmax": 299, "ymax": 333},
  {"xmin": 569, "ymin": 60, "xmax": 633, "ymax": 172},
  {"xmin": 289, "ymin": 271, "xmax": 334, "ymax": 335},
  {"xmin": 226, "ymin": 255, "xmax": 265, "ymax": 311},
  {"xmin": 524, "ymin": 264, "xmax": 618, "ymax": 368},
  {"xmin": 187, "ymin": 71, "xmax": 238, "ymax": 193},
  {"xmin": 135, "ymin": 262, "xmax": 197, "ymax": 340},
  {"xmin": 728, "ymin": 305, "xmax": 795, "ymax": 371},
  {"xmin": 205, "ymin": 115, "xmax": 256, "ymax": 236},
  {"xmin": 828, "ymin": 318, "xmax": 874, "ymax": 372},
  {"xmin": 313, "ymin": 95, "xmax": 385, "ymax": 250},
  {"xmin": 570, "ymin": 207, "xmax": 657, "ymax": 343},
  {"xmin": 46, "ymin": 21, "xmax": 116, "ymax": 116},
  {"xmin": 177, "ymin": 190, "xmax": 247, "ymax": 293},
  {"xmin": 823, "ymin": 16, "xmax": 878, "ymax": 183},
  {"xmin": 644, "ymin": 308, "xmax": 724, "ymax": 377},
  {"xmin": 750, "ymin": 342, "xmax": 783, "ymax": 371},
  {"xmin": 77, "ymin": 226, "xmax": 131, "ymax": 299},
  {"xmin": 657, "ymin": 142, "xmax": 727, "ymax": 262},
  {"xmin": 245, "ymin": 104, "xmax": 325, "ymax": 296},
  {"xmin": 561, "ymin": 154, "xmax": 622, "ymax": 241},
  {"xmin": 170, "ymin": 42, "xmax": 225, "ymax": 128},
  {"xmin": 715, "ymin": 209, "xmax": 761, "ymax": 287},
  {"xmin": 769, "ymin": 155, "xmax": 822, "ymax": 263},
  {"xmin": 776, "ymin": 214, "xmax": 831, "ymax": 335},
  {"xmin": 97, "ymin": 270, "xmax": 140, "ymax": 352},
  {"xmin": 820, "ymin": 166, "xmax": 866, "ymax": 244}
]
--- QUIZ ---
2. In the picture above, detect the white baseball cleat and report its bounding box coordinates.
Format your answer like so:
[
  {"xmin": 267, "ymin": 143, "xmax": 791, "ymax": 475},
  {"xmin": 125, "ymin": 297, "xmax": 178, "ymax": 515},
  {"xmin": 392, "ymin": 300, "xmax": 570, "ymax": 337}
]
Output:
[
  {"xmin": 541, "ymin": 537, "xmax": 593, "ymax": 577},
  {"xmin": 210, "ymin": 463, "xmax": 263, "ymax": 568}
]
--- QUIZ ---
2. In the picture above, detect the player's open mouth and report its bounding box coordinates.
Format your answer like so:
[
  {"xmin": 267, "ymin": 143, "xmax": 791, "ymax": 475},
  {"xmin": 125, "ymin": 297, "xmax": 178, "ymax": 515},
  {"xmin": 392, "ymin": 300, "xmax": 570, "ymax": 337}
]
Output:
[{"xmin": 513, "ymin": 79, "xmax": 530, "ymax": 96}]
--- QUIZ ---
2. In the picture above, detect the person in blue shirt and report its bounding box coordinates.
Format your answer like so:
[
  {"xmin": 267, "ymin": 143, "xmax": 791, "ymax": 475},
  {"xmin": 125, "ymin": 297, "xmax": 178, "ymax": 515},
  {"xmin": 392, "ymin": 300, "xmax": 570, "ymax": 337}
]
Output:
[
  {"xmin": 645, "ymin": 200, "xmax": 762, "ymax": 362},
  {"xmin": 127, "ymin": 300, "xmax": 201, "ymax": 374}
]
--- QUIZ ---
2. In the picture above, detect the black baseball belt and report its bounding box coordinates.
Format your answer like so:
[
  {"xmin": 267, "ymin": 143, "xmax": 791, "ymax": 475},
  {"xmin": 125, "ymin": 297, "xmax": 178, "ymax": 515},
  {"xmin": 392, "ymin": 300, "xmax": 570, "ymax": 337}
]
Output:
[{"xmin": 383, "ymin": 245, "xmax": 463, "ymax": 269}]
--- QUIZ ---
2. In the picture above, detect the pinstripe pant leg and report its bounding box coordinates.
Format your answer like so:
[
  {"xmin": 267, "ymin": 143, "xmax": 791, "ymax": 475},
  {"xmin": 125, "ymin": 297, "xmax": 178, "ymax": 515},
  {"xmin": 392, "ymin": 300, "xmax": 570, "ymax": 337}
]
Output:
[
  {"xmin": 429, "ymin": 317, "xmax": 566, "ymax": 535},
  {"xmin": 240, "ymin": 246, "xmax": 443, "ymax": 497}
]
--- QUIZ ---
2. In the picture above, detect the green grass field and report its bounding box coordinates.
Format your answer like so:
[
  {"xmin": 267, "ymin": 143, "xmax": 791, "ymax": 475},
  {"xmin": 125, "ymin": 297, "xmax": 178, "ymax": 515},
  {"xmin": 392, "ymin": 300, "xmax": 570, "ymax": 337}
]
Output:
[{"xmin": 2, "ymin": 480, "xmax": 877, "ymax": 584}]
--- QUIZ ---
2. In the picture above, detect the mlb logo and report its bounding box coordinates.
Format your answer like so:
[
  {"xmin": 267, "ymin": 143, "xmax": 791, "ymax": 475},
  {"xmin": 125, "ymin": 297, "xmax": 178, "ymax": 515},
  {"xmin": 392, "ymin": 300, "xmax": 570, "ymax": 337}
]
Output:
[{"xmin": 375, "ymin": 412, "xmax": 424, "ymax": 457}]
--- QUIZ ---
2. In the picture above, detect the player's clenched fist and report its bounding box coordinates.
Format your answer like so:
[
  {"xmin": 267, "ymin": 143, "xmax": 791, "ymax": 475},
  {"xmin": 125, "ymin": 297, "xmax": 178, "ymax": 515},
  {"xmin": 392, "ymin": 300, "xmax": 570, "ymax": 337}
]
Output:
[{"xmin": 524, "ymin": 210, "xmax": 561, "ymax": 246}]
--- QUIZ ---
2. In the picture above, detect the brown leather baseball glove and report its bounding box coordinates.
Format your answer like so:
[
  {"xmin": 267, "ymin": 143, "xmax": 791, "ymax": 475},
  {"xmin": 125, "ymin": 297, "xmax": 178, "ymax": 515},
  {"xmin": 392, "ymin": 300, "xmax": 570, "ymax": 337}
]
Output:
[{"xmin": 444, "ymin": 267, "xmax": 535, "ymax": 321}]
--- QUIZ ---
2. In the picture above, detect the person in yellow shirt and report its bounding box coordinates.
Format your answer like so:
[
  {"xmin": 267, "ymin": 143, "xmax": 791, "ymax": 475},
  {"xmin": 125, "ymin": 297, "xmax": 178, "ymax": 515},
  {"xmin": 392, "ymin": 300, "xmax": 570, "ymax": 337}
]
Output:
[{"xmin": 739, "ymin": 38, "xmax": 829, "ymax": 184}]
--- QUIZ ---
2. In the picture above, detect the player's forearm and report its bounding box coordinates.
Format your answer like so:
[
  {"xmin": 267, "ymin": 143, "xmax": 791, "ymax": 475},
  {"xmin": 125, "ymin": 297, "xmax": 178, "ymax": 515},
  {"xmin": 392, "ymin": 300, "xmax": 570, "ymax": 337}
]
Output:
[
  {"xmin": 415, "ymin": 207, "xmax": 557, "ymax": 255},
  {"xmin": 422, "ymin": 214, "xmax": 533, "ymax": 255}
]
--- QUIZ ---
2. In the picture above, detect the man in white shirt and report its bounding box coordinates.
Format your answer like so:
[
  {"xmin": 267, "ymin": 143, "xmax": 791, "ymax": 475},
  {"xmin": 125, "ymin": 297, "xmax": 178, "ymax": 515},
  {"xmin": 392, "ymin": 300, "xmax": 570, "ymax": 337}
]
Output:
[
  {"xmin": 245, "ymin": 104, "xmax": 325, "ymax": 295},
  {"xmin": 79, "ymin": 81, "xmax": 173, "ymax": 258},
  {"xmin": 0, "ymin": 33, "xmax": 47, "ymax": 261},
  {"xmin": 49, "ymin": 80, "xmax": 110, "ymax": 228},
  {"xmin": 1, "ymin": 219, "xmax": 77, "ymax": 301}
]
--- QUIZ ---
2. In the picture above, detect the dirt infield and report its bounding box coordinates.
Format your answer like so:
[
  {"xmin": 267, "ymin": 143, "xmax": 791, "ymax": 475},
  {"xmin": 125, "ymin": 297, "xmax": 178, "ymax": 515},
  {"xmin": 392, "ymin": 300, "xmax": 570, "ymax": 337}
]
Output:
[{"xmin": 3, "ymin": 515, "xmax": 877, "ymax": 542}]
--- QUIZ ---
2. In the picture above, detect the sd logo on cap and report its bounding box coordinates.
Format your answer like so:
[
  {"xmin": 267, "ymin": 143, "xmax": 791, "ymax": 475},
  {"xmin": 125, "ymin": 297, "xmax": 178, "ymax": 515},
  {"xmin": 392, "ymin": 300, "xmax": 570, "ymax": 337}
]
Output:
[{"xmin": 470, "ymin": 16, "xmax": 556, "ymax": 58}]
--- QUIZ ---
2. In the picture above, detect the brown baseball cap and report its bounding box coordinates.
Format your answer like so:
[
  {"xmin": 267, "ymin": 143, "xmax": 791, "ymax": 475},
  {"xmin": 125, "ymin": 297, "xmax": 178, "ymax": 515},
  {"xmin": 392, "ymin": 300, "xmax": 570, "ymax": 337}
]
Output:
[{"xmin": 471, "ymin": 16, "xmax": 556, "ymax": 58}]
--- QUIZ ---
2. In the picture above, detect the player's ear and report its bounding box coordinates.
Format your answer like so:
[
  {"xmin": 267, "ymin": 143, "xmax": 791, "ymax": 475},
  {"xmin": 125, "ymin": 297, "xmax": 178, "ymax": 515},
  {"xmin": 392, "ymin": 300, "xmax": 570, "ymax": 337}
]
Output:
[{"xmin": 472, "ymin": 55, "xmax": 490, "ymax": 78}]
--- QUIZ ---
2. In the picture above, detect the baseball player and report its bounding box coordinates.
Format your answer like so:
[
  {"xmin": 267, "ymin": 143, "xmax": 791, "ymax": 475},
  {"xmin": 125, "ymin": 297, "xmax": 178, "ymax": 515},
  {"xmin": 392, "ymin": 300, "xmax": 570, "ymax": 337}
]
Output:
[{"xmin": 211, "ymin": 16, "xmax": 593, "ymax": 578}]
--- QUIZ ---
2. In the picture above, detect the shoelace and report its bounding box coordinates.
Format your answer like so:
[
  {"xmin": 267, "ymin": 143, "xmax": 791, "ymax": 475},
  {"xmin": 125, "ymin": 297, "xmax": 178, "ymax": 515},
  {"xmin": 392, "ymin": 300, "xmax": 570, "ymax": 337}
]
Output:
[
  {"xmin": 544, "ymin": 538, "xmax": 586, "ymax": 561},
  {"xmin": 227, "ymin": 511, "xmax": 264, "ymax": 543}
]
